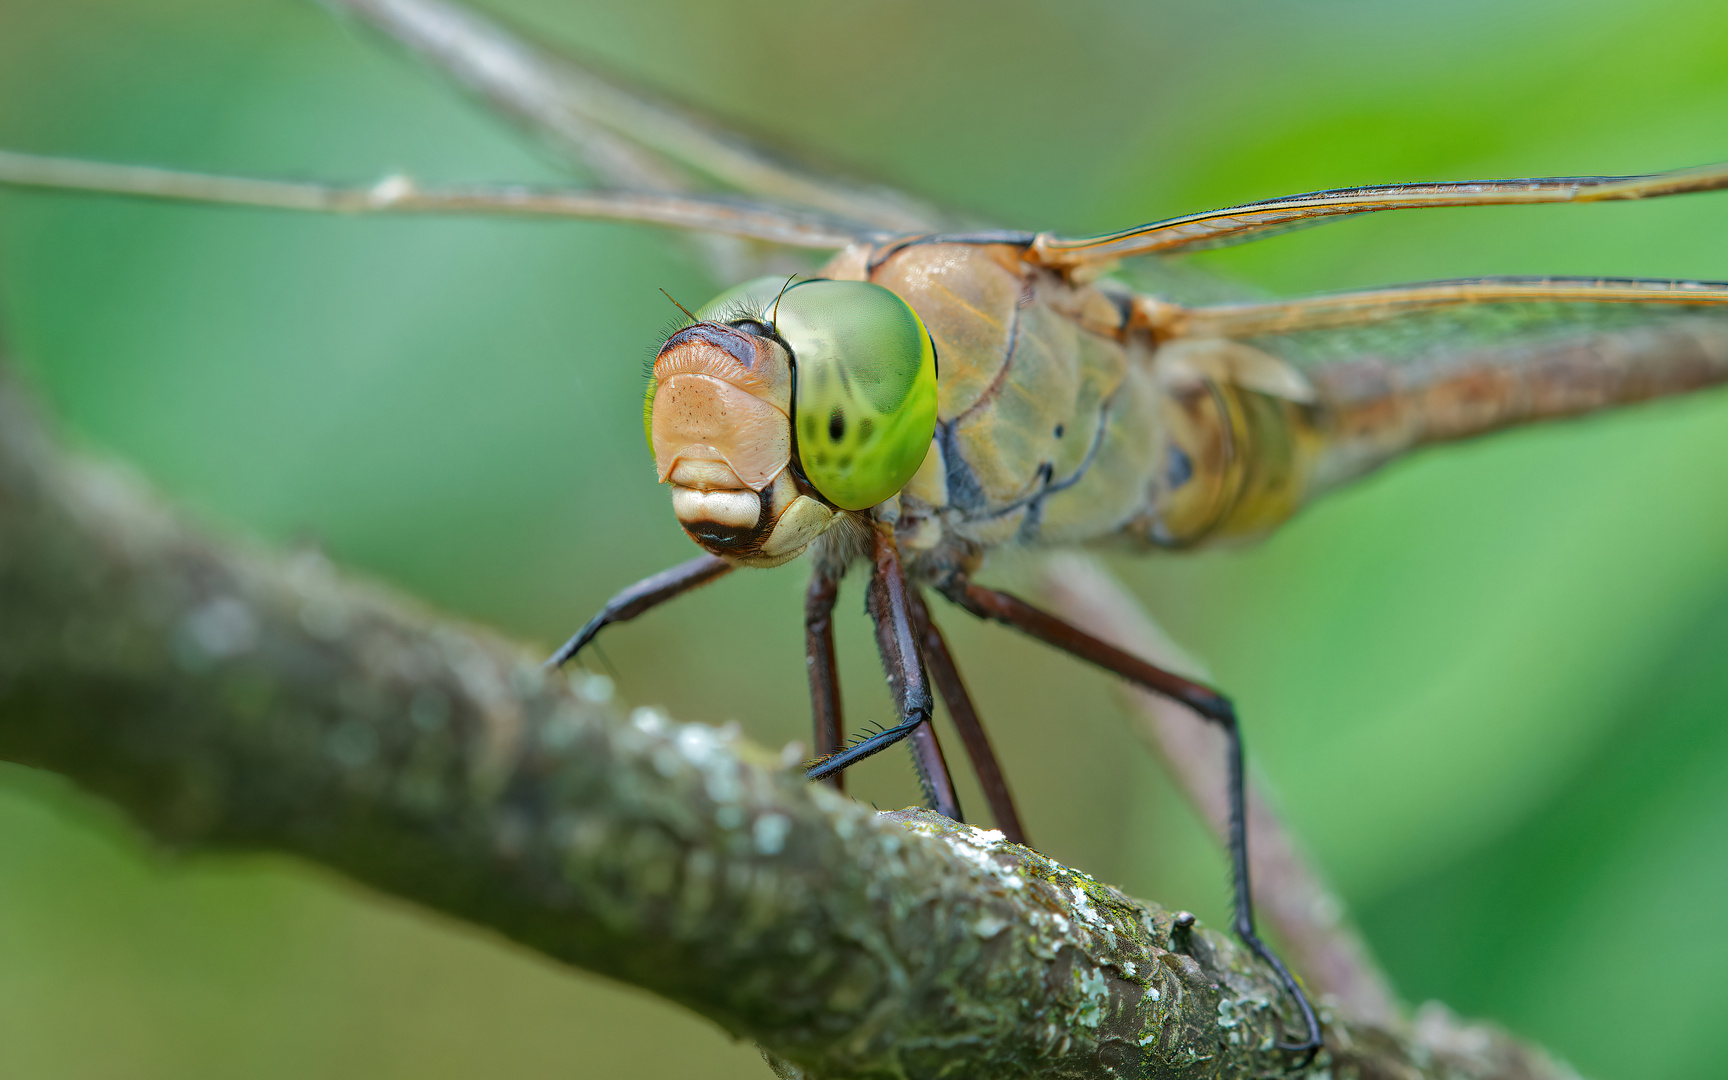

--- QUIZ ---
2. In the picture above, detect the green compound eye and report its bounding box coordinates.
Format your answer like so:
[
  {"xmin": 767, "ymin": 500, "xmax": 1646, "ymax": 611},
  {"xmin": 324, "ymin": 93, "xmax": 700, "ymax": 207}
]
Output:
[{"xmin": 776, "ymin": 279, "xmax": 938, "ymax": 512}]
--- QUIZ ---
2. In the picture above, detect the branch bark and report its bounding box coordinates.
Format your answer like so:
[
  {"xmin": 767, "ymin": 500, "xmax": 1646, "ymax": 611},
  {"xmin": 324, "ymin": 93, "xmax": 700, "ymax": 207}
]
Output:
[{"xmin": 0, "ymin": 366, "xmax": 1572, "ymax": 1079}]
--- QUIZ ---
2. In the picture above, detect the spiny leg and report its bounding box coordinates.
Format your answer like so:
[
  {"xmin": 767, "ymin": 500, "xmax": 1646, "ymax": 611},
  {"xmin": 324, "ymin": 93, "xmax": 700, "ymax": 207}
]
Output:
[
  {"xmin": 804, "ymin": 570, "xmax": 845, "ymax": 793},
  {"xmin": 868, "ymin": 534, "xmax": 960, "ymax": 820},
  {"xmin": 936, "ymin": 573, "xmax": 1321, "ymax": 1056},
  {"xmin": 904, "ymin": 587, "xmax": 1028, "ymax": 845},
  {"xmin": 807, "ymin": 528, "xmax": 961, "ymax": 823},
  {"xmin": 545, "ymin": 554, "xmax": 732, "ymax": 668}
]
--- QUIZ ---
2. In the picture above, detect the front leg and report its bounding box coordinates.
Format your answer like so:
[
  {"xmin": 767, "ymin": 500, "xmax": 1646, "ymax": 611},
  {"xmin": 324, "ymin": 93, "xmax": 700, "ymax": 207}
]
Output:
[
  {"xmin": 804, "ymin": 570, "xmax": 845, "ymax": 792},
  {"xmin": 807, "ymin": 527, "xmax": 962, "ymax": 822},
  {"xmin": 545, "ymin": 554, "xmax": 733, "ymax": 668}
]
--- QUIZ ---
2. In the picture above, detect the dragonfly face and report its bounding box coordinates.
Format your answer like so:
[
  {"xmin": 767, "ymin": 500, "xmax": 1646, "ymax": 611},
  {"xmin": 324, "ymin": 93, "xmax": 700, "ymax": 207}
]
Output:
[{"xmin": 647, "ymin": 276, "xmax": 939, "ymax": 565}]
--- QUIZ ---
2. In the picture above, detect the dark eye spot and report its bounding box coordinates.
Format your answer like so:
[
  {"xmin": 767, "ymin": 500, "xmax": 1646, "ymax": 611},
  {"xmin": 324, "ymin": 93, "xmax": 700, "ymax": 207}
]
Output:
[
  {"xmin": 828, "ymin": 407, "xmax": 846, "ymax": 442},
  {"xmin": 1053, "ymin": 424, "xmax": 1064, "ymax": 439},
  {"xmin": 1165, "ymin": 445, "xmax": 1193, "ymax": 489},
  {"xmin": 857, "ymin": 418, "xmax": 874, "ymax": 442}
]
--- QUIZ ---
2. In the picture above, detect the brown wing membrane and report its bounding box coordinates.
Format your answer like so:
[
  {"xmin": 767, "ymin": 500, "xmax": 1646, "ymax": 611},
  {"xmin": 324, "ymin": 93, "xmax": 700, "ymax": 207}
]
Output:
[
  {"xmin": 1031, "ymin": 162, "xmax": 1728, "ymax": 268},
  {"xmin": 1143, "ymin": 276, "xmax": 1728, "ymax": 340},
  {"xmin": 0, "ymin": 151, "xmax": 862, "ymax": 249}
]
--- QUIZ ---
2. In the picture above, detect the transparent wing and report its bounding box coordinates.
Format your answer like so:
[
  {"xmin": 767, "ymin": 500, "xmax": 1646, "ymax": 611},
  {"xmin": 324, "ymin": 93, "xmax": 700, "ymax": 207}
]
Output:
[
  {"xmin": 320, "ymin": 0, "xmax": 940, "ymax": 232},
  {"xmin": 2, "ymin": 0, "xmax": 961, "ymax": 265},
  {"xmin": 1031, "ymin": 163, "xmax": 1728, "ymax": 268},
  {"xmin": 0, "ymin": 150, "xmax": 862, "ymax": 248},
  {"xmin": 1146, "ymin": 276, "xmax": 1728, "ymax": 341},
  {"xmin": 1167, "ymin": 279, "xmax": 1728, "ymax": 496}
]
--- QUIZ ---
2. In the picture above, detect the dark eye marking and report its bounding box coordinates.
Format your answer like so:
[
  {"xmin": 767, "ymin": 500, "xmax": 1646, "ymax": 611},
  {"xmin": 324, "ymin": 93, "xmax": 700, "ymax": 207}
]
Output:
[
  {"xmin": 1165, "ymin": 445, "xmax": 1193, "ymax": 489},
  {"xmin": 828, "ymin": 407, "xmax": 846, "ymax": 442},
  {"xmin": 1053, "ymin": 424, "xmax": 1064, "ymax": 439}
]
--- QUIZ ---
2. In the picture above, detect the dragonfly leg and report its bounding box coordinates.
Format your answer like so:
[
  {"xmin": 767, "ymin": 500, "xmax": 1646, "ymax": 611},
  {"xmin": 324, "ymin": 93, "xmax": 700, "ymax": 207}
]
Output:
[
  {"xmin": 804, "ymin": 570, "xmax": 846, "ymax": 793},
  {"xmin": 807, "ymin": 529, "xmax": 962, "ymax": 823},
  {"xmin": 544, "ymin": 554, "xmax": 732, "ymax": 668},
  {"xmin": 904, "ymin": 588, "xmax": 1029, "ymax": 846},
  {"xmin": 935, "ymin": 573, "xmax": 1322, "ymax": 1058}
]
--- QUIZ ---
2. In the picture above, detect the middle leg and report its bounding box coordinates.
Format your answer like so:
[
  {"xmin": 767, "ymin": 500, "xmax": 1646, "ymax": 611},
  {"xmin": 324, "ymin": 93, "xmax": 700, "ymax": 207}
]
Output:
[{"xmin": 804, "ymin": 569, "xmax": 845, "ymax": 793}]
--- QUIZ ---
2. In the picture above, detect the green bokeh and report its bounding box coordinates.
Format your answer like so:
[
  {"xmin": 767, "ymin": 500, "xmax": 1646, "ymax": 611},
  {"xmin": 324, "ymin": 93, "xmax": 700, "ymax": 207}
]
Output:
[{"xmin": 1, "ymin": 0, "xmax": 1725, "ymax": 1076}]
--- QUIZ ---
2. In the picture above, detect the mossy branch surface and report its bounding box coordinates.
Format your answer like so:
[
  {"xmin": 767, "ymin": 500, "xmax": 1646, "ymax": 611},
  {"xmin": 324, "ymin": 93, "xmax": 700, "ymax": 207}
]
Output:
[{"xmin": 0, "ymin": 370, "xmax": 1572, "ymax": 1079}]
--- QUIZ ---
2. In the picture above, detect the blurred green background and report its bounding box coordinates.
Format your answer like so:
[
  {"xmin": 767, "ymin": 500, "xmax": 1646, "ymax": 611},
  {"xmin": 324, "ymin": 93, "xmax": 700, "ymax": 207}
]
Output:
[{"xmin": 2, "ymin": 0, "xmax": 1727, "ymax": 1076}]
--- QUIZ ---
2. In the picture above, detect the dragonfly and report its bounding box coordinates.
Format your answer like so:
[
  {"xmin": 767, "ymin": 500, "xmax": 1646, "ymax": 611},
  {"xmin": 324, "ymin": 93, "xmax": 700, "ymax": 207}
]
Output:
[{"xmin": 5, "ymin": 0, "xmax": 1728, "ymax": 1063}]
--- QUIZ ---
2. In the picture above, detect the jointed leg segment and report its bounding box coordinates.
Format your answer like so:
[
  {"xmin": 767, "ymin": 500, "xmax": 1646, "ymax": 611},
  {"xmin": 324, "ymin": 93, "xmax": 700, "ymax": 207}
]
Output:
[
  {"xmin": 935, "ymin": 572, "xmax": 1322, "ymax": 1056},
  {"xmin": 806, "ymin": 530, "xmax": 962, "ymax": 824},
  {"xmin": 804, "ymin": 571, "xmax": 846, "ymax": 792},
  {"xmin": 545, "ymin": 553, "xmax": 732, "ymax": 669},
  {"xmin": 546, "ymin": 551, "xmax": 1316, "ymax": 1052},
  {"xmin": 905, "ymin": 588, "xmax": 1029, "ymax": 845}
]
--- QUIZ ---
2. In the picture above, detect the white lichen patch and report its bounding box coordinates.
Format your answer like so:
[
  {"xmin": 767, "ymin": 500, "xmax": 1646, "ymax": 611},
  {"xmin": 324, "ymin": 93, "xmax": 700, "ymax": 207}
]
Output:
[
  {"xmin": 570, "ymin": 670, "xmax": 614, "ymax": 703},
  {"xmin": 631, "ymin": 706, "xmax": 670, "ymax": 735},
  {"xmin": 927, "ymin": 824, "xmax": 1025, "ymax": 890},
  {"xmin": 960, "ymin": 824, "xmax": 1005, "ymax": 846},
  {"xmin": 1068, "ymin": 885, "xmax": 1100, "ymax": 923},
  {"xmin": 1069, "ymin": 965, "xmax": 1111, "ymax": 1028},
  {"xmin": 180, "ymin": 595, "xmax": 259, "ymax": 660},
  {"xmin": 971, "ymin": 914, "xmax": 1009, "ymax": 940},
  {"xmin": 752, "ymin": 812, "xmax": 791, "ymax": 855},
  {"xmin": 1217, "ymin": 997, "xmax": 1241, "ymax": 1030}
]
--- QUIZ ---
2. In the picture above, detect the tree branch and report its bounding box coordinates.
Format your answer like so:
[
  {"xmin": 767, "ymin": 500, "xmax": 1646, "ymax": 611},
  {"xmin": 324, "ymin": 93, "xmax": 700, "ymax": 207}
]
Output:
[{"xmin": 0, "ymin": 366, "xmax": 1571, "ymax": 1079}]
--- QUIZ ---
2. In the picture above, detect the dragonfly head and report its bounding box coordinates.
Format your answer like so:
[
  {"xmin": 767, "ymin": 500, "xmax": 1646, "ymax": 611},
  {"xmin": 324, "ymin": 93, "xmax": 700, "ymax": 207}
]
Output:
[{"xmin": 645, "ymin": 277, "xmax": 939, "ymax": 566}]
